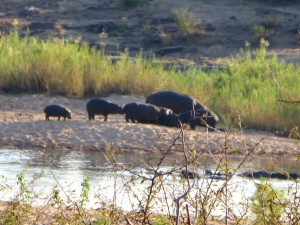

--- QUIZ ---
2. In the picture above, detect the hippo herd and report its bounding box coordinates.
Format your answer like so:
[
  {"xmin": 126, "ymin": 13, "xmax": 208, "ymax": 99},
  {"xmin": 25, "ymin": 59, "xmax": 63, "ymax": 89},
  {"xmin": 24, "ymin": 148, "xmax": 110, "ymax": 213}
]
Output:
[{"xmin": 43, "ymin": 91, "xmax": 221, "ymax": 131}]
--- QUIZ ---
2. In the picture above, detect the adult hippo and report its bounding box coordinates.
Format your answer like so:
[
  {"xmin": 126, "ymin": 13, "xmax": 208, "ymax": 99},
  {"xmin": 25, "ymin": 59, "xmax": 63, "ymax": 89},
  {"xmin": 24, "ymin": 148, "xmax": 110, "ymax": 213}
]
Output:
[
  {"xmin": 178, "ymin": 109, "xmax": 219, "ymax": 131},
  {"xmin": 86, "ymin": 98, "xmax": 123, "ymax": 121},
  {"xmin": 44, "ymin": 104, "xmax": 71, "ymax": 121},
  {"xmin": 146, "ymin": 91, "xmax": 207, "ymax": 114},
  {"xmin": 123, "ymin": 102, "xmax": 171, "ymax": 124}
]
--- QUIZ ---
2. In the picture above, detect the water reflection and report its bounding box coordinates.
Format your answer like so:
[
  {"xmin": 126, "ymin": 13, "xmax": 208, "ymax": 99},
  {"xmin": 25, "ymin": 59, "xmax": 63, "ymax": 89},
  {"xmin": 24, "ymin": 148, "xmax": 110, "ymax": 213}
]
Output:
[
  {"xmin": 1, "ymin": 148, "xmax": 300, "ymax": 178},
  {"xmin": 0, "ymin": 148, "xmax": 299, "ymax": 213}
]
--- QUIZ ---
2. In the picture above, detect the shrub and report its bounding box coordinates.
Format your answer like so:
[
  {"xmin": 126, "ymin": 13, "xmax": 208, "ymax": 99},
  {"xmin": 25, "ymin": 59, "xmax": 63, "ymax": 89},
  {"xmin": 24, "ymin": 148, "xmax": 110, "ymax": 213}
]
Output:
[
  {"xmin": 172, "ymin": 8, "xmax": 202, "ymax": 35},
  {"xmin": 252, "ymin": 24, "xmax": 274, "ymax": 38},
  {"xmin": 0, "ymin": 30, "xmax": 299, "ymax": 131},
  {"xmin": 251, "ymin": 180, "xmax": 286, "ymax": 224}
]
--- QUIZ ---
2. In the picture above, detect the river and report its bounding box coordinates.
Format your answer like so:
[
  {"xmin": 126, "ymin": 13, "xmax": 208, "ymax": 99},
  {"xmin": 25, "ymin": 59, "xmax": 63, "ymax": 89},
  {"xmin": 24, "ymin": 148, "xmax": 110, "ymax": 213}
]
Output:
[{"xmin": 0, "ymin": 148, "xmax": 299, "ymax": 217}]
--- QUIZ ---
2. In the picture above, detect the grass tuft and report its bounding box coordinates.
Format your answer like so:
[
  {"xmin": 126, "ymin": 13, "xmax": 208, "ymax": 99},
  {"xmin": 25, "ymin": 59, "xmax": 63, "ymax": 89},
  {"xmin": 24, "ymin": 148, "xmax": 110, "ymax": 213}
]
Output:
[{"xmin": 0, "ymin": 30, "xmax": 299, "ymax": 131}]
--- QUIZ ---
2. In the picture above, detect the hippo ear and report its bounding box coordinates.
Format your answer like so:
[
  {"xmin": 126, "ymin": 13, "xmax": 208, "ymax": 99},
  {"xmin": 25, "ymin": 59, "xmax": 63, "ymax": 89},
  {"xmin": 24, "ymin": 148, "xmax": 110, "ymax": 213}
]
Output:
[{"xmin": 166, "ymin": 108, "xmax": 172, "ymax": 115}]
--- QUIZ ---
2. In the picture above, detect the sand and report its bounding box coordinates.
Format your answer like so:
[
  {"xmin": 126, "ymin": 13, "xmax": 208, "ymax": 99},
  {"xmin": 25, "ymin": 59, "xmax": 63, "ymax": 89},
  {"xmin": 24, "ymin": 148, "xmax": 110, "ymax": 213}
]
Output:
[{"xmin": 0, "ymin": 93, "xmax": 299, "ymax": 157}]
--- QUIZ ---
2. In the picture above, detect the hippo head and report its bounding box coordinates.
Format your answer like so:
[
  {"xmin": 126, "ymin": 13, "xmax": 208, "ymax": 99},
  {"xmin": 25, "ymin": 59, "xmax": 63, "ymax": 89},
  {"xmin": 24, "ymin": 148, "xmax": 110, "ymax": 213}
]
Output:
[
  {"xmin": 65, "ymin": 109, "xmax": 72, "ymax": 119},
  {"xmin": 158, "ymin": 107, "xmax": 173, "ymax": 119},
  {"xmin": 200, "ymin": 110, "xmax": 219, "ymax": 128},
  {"xmin": 114, "ymin": 104, "xmax": 124, "ymax": 114},
  {"xmin": 194, "ymin": 101, "xmax": 207, "ymax": 110}
]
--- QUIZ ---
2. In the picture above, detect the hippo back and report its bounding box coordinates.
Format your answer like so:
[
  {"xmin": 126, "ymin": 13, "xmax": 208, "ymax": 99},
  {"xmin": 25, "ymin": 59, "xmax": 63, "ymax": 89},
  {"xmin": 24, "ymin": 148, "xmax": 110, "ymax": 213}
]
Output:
[
  {"xmin": 86, "ymin": 98, "xmax": 108, "ymax": 113},
  {"xmin": 179, "ymin": 109, "xmax": 219, "ymax": 128},
  {"xmin": 146, "ymin": 91, "xmax": 206, "ymax": 114},
  {"xmin": 44, "ymin": 105, "xmax": 71, "ymax": 119}
]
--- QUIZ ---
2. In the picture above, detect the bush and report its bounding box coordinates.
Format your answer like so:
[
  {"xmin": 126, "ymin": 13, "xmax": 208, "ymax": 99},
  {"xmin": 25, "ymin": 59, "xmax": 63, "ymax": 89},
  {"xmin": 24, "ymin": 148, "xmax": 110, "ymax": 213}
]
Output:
[
  {"xmin": 0, "ymin": 30, "xmax": 299, "ymax": 131},
  {"xmin": 172, "ymin": 8, "xmax": 202, "ymax": 35},
  {"xmin": 251, "ymin": 180, "xmax": 286, "ymax": 224}
]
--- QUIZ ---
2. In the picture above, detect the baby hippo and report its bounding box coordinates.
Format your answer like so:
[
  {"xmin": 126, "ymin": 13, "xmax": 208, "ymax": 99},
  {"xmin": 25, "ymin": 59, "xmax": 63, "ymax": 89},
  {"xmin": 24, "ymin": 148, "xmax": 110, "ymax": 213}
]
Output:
[
  {"xmin": 123, "ymin": 102, "xmax": 171, "ymax": 124},
  {"xmin": 44, "ymin": 105, "xmax": 71, "ymax": 121},
  {"xmin": 157, "ymin": 114, "xmax": 181, "ymax": 128},
  {"xmin": 178, "ymin": 109, "xmax": 219, "ymax": 131},
  {"xmin": 86, "ymin": 98, "xmax": 123, "ymax": 121}
]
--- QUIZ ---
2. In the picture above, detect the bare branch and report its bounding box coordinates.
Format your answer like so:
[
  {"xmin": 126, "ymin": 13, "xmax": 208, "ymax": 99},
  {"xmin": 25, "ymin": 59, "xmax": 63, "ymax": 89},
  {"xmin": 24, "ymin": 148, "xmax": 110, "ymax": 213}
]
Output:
[{"xmin": 278, "ymin": 99, "xmax": 300, "ymax": 104}]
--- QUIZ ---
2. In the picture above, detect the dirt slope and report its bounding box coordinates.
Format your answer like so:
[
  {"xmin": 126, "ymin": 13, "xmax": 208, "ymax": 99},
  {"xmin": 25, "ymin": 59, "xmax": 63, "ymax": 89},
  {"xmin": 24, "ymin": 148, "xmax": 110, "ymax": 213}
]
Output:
[{"xmin": 0, "ymin": 0, "xmax": 299, "ymax": 68}]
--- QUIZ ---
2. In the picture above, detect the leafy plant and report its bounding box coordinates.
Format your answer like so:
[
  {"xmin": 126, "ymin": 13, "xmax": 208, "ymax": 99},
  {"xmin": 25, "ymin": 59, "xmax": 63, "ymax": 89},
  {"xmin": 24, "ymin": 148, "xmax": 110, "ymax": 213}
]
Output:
[
  {"xmin": 172, "ymin": 8, "xmax": 202, "ymax": 35},
  {"xmin": 80, "ymin": 176, "xmax": 90, "ymax": 207},
  {"xmin": 1, "ymin": 170, "xmax": 35, "ymax": 225},
  {"xmin": 0, "ymin": 30, "xmax": 299, "ymax": 131},
  {"xmin": 252, "ymin": 24, "xmax": 274, "ymax": 38},
  {"xmin": 251, "ymin": 180, "xmax": 286, "ymax": 224}
]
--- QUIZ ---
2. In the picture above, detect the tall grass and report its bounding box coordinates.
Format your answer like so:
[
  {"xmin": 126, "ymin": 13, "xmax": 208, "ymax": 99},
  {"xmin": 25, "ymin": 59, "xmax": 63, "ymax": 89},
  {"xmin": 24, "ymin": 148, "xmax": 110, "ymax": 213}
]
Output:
[
  {"xmin": 209, "ymin": 43, "xmax": 300, "ymax": 131},
  {"xmin": 0, "ymin": 31, "xmax": 299, "ymax": 131}
]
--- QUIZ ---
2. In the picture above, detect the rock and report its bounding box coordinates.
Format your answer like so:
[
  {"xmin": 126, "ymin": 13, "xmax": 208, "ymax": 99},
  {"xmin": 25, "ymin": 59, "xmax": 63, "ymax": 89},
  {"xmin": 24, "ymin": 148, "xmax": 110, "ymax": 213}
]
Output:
[
  {"xmin": 151, "ymin": 17, "xmax": 176, "ymax": 25},
  {"xmin": 160, "ymin": 25, "xmax": 178, "ymax": 33},
  {"xmin": 289, "ymin": 27, "xmax": 300, "ymax": 34},
  {"xmin": 181, "ymin": 170, "xmax": 200, "ymax": 179},
  {"xmin": 27, "ymin": 22, "xmax": 55, "ymax": 30},
  {"xmin": 120, "ymin": 44, "xmax": 143, "ymax": 52},
  {"xmin": 86, "ymin": 21, "xmax": 119, "ymax": 33},
  {"xmin": 19, "ymin": 6, "xmax": 44, "ymax": 17},
  {"xmin": 239, "ymin": 171, "xmax": 300, "ymax": 180},
  {"xmin": 89, "ymin": 43, "xmax": 121, "ymax": 53},
  {"xmin": 155, "ymin": 46, "xmax": 185, "ymax": 56},
  {"xmin": 145, "ymin": 34, "xmax": 163, "ymax": 45},
  {"xmin": 0, "ymin": 22, "xmax": 12, "ymax": 34},
  {"xmin": 205, "ymin": 169, "xmax": 233, "ymax": 180},
  {"xmin": 204, "ymin": 23, "xmax": 216, "ymax": 32},
  {"xmin": 255, "ymin": 7, "xmax": 297, "ymax": 18}
]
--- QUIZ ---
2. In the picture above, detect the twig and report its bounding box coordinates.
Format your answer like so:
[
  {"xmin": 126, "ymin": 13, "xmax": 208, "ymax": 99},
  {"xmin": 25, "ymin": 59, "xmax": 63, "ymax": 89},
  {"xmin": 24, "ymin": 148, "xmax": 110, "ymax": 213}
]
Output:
[{"xmin": 278, "ymin": 99, "xmax": 300, "ymax": 104}]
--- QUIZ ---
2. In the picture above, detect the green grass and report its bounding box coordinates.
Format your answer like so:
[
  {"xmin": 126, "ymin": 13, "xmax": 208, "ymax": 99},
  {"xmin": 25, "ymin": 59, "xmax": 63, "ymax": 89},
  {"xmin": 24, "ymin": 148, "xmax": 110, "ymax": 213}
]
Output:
[{"xmin": 0, "ymin": 30, "xmax": 299, "ymax": 132}]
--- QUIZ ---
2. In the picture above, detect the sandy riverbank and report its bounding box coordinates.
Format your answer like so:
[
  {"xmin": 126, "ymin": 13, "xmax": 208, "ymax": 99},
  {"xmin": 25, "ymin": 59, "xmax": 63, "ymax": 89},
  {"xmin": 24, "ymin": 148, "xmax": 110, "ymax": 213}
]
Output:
[{"xmin": 0, "ymin": 94, "xmax": 299, "ymax": 157}]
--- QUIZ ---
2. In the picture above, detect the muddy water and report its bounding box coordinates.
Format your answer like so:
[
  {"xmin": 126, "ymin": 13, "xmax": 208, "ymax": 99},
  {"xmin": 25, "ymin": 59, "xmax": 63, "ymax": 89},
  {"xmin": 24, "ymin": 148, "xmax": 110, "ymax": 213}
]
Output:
[{"xmin": 0, "ymin": 149, "xmax": 299, "ymax": 216}]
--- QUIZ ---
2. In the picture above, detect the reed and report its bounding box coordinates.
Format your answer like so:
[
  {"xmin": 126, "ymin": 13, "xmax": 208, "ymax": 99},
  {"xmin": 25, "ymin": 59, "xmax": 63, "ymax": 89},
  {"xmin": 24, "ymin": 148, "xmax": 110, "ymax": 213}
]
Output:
[{"xmin": 0, "ymin": 31, "xmax": 299, "ymax": 131}]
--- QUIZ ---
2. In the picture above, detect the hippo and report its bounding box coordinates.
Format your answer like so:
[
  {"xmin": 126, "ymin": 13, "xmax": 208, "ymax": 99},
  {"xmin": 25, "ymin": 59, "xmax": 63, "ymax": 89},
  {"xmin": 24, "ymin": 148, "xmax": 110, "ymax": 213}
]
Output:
[
  {"xmin": 44, "ymin": 105, "xmax": 71, "ymax": 121},
  {"xmin": 146, "ymin": 91, "xmax": 207, "ymax": 114},
  {"xmin": 86, "ymin": 98, "xmax": 123, "ymax": 121},
  {"xmin": 157, "ymin": 113, "xmax": 181, "ymax": 128},
  {"xmin": 123, "ymin": 102, "xmax": 171, "ymax": 124},
  {"xmin": 178, "ymin": 109, "xmax": 219, "ymax": 130}
]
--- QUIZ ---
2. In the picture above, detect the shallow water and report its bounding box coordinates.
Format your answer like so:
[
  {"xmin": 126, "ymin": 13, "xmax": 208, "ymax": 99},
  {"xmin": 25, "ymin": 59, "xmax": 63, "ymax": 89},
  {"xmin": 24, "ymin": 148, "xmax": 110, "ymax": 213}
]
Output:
[{"xmin": 0, "ymin": 148, "xmax": 299, "ymax": 216}]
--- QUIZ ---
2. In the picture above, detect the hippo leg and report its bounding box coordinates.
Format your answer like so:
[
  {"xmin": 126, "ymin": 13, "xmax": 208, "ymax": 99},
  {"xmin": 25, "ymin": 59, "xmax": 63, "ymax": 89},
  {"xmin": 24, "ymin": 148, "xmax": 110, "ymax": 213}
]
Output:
[
  {"xmin": 208, "ymin": 127, "xmax": 215, "ymax": 132},
  {"xmin": 104, "ymin": 115, "xmax": 108, "ymax": 121},
  {"xmin": 125, "ymin": 115, "xmax": 130, "ymax": 122},
  {"xmin": 190, "ymin": 123, "xmax": 196, "ymax": 130},
  {"xmin": 57, "ymin": 116, "xmax": 60, "ymax": 121},
  {"xmin": 45, "ymin": 116, "xmax": 49, "ymax": 121}
]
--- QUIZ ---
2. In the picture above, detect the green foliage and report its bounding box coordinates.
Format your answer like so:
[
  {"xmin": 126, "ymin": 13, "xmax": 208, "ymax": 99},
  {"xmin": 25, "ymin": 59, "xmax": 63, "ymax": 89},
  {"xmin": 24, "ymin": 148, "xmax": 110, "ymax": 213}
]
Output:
[
  {"xmin": 251, "ymin": 180, "xmax": 286, "ymax": 224},
  {"xmin": 80, "ymin": 176, "xmax": 90, "ymax": 207},
  {"xmin": 0, "ymin": 30, "xmax": 299, "ymax": 131},
  {"xmin": 172, "ymin": 7, "xmax": 202, "ymax": 35},
  {"xmin": 94, "ymin": 201, "xmax": 123, "ymax": 225},
  {"xmin": 252, "ymin": 24, "xmax": 274, "ymax": 38},
  {"xmin": 1, "ymin": 170, "xmax": 34, "ymax": 225},
  {"xmin": 210, "ymin": 41, "xmax": 300, "ymax": 131}
]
